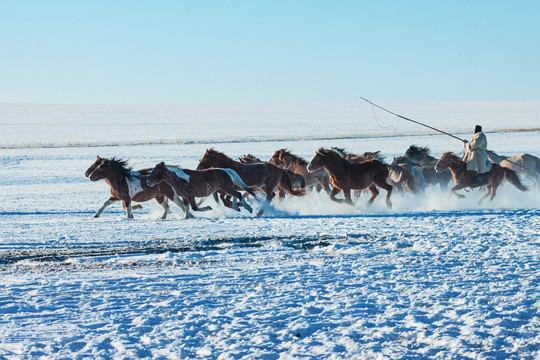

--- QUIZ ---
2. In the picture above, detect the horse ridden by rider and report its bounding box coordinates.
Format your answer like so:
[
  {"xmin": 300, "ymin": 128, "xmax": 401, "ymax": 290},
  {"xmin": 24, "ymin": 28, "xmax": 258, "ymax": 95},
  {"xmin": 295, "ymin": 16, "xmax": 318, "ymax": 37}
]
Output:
[{"xmin": 462, "ymin": 125, "xmax": 497, "ymax": 187}]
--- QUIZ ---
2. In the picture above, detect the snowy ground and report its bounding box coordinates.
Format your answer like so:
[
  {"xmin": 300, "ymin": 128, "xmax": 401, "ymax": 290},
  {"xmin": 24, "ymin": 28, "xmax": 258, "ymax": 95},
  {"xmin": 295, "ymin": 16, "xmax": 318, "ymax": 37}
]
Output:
[{"xmin": 0, "ymin": 102, "xmax": 539, "ymax": 359}]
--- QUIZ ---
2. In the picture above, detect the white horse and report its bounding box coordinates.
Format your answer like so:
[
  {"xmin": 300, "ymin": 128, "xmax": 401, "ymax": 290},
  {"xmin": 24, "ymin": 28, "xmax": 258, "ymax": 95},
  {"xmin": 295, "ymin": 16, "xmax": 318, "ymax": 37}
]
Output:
[{"xmin": 488, "ymin": 151, "xmax": 540, "ymax": 188}]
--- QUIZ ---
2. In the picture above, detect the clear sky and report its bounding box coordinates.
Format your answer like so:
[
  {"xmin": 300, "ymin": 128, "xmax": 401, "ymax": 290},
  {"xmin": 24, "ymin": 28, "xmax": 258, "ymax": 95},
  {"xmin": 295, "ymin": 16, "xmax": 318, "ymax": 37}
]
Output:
[{"xmin": 1, "ymin": 0, "xmax": 539, "ymax": 104}]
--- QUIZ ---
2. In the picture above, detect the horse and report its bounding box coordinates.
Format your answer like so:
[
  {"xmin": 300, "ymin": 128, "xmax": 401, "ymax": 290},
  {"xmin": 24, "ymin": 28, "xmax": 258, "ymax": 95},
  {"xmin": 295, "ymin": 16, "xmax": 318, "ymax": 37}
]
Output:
[
  {"xmin": 404, "ymin": 145, "xmax": 438, "ymax": 166},
  {"xmin": 269, "ymin": 149, "xmax": 331, "ymax": 193},
  {"xmin": 487, "ymin": 151, "xmax": 540, "ymax": 188},
  {"xmin": 85, "ymin": 156, "xmax": 186, "ymax": 219},
  {"xmin": 390, "ymin": 157, "xmax": 426, "ymax": 194},
  {"xmin": 148, "ymin": 162, "xmax": 257, "ymax": 217},
  {"xmin": 307, "ymin": 148, "xmax": 393, "ymax": 208},
  {"xmin": 197, "ymin": 149, "xmax": 304, "ymax": 215},
  {"xmin": 398, "ymin": 150, "xmax": 453, "ymax": 191},
  {"xmin": 434, "ymin": 152, "xmax": 528, "ymax": 203},
  {"xmin": 239, "ymin": 153, "xmax": 306, "ymax": 194}
]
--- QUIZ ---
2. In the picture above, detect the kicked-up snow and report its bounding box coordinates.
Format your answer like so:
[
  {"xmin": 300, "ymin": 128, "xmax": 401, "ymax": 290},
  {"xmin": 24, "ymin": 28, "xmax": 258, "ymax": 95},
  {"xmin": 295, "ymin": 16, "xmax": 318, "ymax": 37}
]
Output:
[{"xmin": 0, "ymin": 102, "xmax": 539, "ymax": 359}]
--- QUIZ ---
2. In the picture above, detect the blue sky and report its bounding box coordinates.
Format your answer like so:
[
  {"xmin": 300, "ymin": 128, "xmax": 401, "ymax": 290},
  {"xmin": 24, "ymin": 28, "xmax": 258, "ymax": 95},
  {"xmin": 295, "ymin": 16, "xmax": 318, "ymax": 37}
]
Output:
[{"xmin": 1, "ymin": 1, "xmax": 539, "ymax": 104}]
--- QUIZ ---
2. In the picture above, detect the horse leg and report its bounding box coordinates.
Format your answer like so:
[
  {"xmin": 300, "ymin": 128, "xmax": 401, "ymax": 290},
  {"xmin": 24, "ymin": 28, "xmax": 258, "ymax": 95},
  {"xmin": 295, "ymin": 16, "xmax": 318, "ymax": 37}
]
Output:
[
  {"xmin": 255, "ymin": 189, "xmax": 274, "ymax": 216},
  {"xmin": 479, "ymin": 185, "xmax": 492, "ymax": 204},
  {"xmin": 156, "ymin": 195, "xmax": 169, "ymax": 219},
  {"xmin": 229, "ymin": 189, "xmax": 253, "ymax": 213},
  {"xmin": 124, "ymin": 203, "xmax": 143, "ymax": 210},
  {"xmin": 122, "ymin": 200, "xmax": 134, "ymax": 219},
  {"xmin": 342, "ymin": 188, "xmax": 354, "ymax": 205},
  {"xmin": 450, "ymin": 185, "xmax": 466, "ymax": 199},
  {"xmin": 367, "ymin": 184, "xmax": 379, "ymax": 205},
  {"xmin": 329, "ymin": 186, "xmax": 346, "ymax": 203},
  {"xmin": 94, "ymin": 197, "xmax": 119, "ymax": 218},
  {"xmin": 187, "ymin": 196, "xmax": 212, "ymax": 212},
  {"xmin": 171, "ymin": 194, "xmax": 192, "ymax": 218},
  {"xmin": 375, "ymin": 180, "xmax": 393, "ymax": 209}
]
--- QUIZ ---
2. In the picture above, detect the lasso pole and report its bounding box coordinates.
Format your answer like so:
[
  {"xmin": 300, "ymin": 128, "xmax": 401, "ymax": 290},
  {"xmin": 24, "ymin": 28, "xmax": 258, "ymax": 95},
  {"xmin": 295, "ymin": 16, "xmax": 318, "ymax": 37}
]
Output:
[{"xmin": 360, "ymin": 97, "xmax": 467, "ymax": 142}]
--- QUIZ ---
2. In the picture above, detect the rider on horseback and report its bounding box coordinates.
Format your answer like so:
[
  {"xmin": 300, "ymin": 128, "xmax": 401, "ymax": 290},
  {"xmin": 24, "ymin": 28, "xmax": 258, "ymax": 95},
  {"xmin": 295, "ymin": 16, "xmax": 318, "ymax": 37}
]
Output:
[{"xmin": 462, "ymin": 125, "xmax": 494, "ymax": 187}]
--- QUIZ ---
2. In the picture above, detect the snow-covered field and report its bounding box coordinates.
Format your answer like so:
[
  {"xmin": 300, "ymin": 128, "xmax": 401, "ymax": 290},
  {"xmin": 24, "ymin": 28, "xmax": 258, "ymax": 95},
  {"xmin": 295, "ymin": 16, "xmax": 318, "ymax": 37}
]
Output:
[{"xmin": 1, "ymin": 102, "xmax": 539, "ymax": 359}]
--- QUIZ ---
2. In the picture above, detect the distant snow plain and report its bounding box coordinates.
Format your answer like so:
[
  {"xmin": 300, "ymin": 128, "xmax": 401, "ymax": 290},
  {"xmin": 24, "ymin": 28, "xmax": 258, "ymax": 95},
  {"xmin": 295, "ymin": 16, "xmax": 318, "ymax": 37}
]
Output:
[{"xmin": 0, "ymin": 102, "xmax": 539, "ymax": 359}]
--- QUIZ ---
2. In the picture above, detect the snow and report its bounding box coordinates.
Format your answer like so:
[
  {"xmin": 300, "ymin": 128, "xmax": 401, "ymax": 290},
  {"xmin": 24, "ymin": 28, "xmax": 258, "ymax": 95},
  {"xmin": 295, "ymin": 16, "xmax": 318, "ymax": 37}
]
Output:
[{"xmin": 0, "ymin": 102, "xmax": 539, "ymax": 359}]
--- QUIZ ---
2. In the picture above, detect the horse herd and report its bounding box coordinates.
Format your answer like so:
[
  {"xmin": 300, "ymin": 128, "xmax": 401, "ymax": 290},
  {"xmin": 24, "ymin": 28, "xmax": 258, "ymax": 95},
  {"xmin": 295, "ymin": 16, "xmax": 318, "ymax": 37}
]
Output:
[{"xmin": 85, "ymin": 146, "xmax": 539, "ymax": 219}]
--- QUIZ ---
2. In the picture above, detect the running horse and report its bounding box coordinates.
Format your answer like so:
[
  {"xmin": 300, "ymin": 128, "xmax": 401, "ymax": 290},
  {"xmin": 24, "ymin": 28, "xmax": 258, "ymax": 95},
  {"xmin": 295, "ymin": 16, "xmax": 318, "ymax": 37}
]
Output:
[
  {"xmin": 239, "ymin": 154, "xmax": 306, "ymax": 198},
  {"xmin": 435, "ymin": 152, "xmax": 528, "ymax": 203},
  {"xmin": 85, "ymin": 156, "xmax": 189, "ymax": 219},
  {"xmin": 486, "ymin": 151, "xmax": 540, "ymax": 188},
  {"xmin": 197, "ymin": 149, "xmax": 304, "ymax": 215},
  {"xmin": 307, "ymin": 148, "xmax": 393, "ymax": 208},
  {"xmin": 148, "ymin": 162, "xmax": 257, "ymax": 217},
  {"xmin": 269, "ymin": 149, "xmax": 331, "ymax": 193},
  {"xmin": 402, "ymin": 146, "xmax": 452, "ymax": 190}
]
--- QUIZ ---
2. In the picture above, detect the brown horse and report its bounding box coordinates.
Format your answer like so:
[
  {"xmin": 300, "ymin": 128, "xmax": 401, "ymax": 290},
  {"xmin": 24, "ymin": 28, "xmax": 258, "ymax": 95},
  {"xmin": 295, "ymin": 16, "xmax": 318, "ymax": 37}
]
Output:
[
  {"xmin": 269, "ymin": 149, "xmax": 331, "ymax": 193},
  {"xmin": 197, "ymin": 149, "xmax": 304, "ymax": 215},
  {"xmin": 85, "ymin": 156, "xmax": 186, "ymax": 219},
  {"xmin": 148, "ymin": 162, "xmax": 257, "ymax": 217},
  {"xmin": 435, "ymin": 152, "xmax": 528, "ymax": 203},
  {"xmin": 239, "ymin": 154, "xmax": 306, "ymax": 194},
  {"xmin": 307, "ymin": 148, "xmax": 393, "ymax": 208}
]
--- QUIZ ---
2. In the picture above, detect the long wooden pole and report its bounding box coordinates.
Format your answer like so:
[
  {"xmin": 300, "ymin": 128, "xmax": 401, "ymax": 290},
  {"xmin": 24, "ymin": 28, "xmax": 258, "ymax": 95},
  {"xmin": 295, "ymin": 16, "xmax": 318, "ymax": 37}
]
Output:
[{"xmin": 360, "ymin": 97, "xmax": 467, "ymax": 142}]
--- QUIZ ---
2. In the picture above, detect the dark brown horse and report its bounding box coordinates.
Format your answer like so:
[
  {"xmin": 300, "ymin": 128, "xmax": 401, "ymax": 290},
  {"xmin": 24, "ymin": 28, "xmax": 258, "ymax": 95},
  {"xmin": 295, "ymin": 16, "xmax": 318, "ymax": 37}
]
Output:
[
  {"xmin": 148, "ymin": 162, "xmax": 257, "ymax": 216},
  {"xmin": 239, "ymin": 154, "xmax": 306, "ymax": 194},
  {"xmin": 197, "ymin": 149, "xmax": 304, "ymax": 215},
  {"xmin": 269, "ymin": 149, "xmax": 331, "ymax": 193},
  {"xmin": 405, "ymin": 145, "xmax": 438, "ymax": 166},
  {"xmin": 307, "ymin": 148, "xmax": 393, "ymax": 208},
  {"xmin": 435, "ymin": 152, "xmax": 528, "ymax": 203},
  {"xmin": 85, "ymin": 156, "xmax": 185, "ymax": 219}
]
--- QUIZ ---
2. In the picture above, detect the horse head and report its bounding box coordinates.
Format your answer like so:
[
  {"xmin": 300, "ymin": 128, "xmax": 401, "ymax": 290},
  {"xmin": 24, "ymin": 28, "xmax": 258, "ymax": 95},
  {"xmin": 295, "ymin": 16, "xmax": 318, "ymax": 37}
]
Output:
[
  {"xmin": 435, "ymin": 152, "xmax": 460, "ymax": 172},
  {"xmin": 148, "ymin": 162, "xmax": 167, "ymax": 186},
  {"xmin": 88, "ymin": 157, "xmax": 132, "ymax": 182},
  {"xmin": 85, "ymin": 156, "xmax": 103, "ymax": 177},
  {"xmin": 269, "ymin": 149, "xmax": 287, "ymax": 166},
  {"xmin": 307, "ymin": 148, "xmax": 330, "ymax": 172},
  {"xmin": 197, "ymin": 148, "xmax": 233, "ymax": 170}
]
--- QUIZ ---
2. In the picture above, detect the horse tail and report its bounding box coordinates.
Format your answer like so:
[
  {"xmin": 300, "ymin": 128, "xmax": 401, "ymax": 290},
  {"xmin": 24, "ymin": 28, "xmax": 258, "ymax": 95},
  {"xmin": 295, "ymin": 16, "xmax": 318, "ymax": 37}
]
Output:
[
  {"xmin": 285, "ymin": 169, "xmax": 305, "ymax": 189},
  {"xmin": 280, "ymin": 170, "xmax": 306, "ymax": 197},
  {"xmin": 218, "ymin": 168, "xmax": 259, "ymax": 199},
  {"xmin": 504, "ymin": 167, "xmax": 528, "ymax": 192}
]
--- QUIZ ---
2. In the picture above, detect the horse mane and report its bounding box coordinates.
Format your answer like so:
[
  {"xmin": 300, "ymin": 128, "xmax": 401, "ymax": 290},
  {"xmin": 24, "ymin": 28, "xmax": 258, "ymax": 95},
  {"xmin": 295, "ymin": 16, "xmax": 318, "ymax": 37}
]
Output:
[
  {"xmin": 330, "ymin": 147, "xmax": 349, "ymax": 157},
  {"xmin": 318, "ymin": 147, "xmax": 345, "ymax": 158},
  {"xmin": 277, "ymin": 149, "xmax": 308, "ymax": 166},
  {"xmin": 106, "ymin": 158, "xmax": 133, "ymax": 178},
  {"xmin": 204, "ymin": 148, "xmax": 232, "ymax": 161},
  {"xmin": 406, "ymin": 145, "xmax": 432, "ymax": 155}
]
